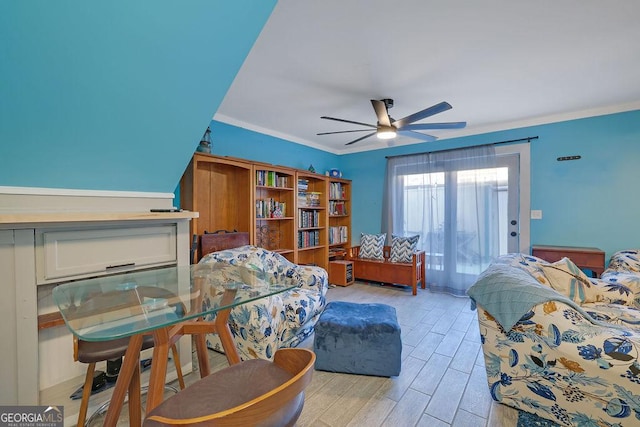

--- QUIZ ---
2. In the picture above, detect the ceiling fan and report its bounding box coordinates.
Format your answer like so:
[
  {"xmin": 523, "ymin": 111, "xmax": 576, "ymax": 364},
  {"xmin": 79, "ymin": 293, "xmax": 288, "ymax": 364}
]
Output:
[{"xmin": 318, "ymin": 99, "xmax": 466, "ymax": 145}]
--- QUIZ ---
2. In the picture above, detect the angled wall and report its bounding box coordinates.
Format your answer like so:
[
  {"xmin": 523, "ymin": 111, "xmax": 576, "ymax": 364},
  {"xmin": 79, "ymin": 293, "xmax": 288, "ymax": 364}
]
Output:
[{"xmin": 0, "ymin": 1, "xmax": 276, "ymax": 192}]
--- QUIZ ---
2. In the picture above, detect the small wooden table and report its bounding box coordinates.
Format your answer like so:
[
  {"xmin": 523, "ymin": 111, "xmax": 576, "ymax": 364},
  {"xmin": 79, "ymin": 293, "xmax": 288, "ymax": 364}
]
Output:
[
  {"xmin": 531, "ymin": 245, "xmax": 605, "ymax": 277},
  {"xmin": 329, "ymin": 260, "xmax": 354, "ymax": 286},
  {"xmin": 53, "ymin": 265, "xmax": 294, "ymax": 426}
]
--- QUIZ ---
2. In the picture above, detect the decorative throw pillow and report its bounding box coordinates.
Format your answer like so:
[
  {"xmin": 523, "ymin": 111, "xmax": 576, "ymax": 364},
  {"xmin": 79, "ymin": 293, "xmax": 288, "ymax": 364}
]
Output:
[
  {"xmin": 540, "ymin": 258, "xmax": 603, "ymax": 304},
  {"xmin": 390, "ymin": 234, "xmax": 420, "ymax": 263},
  {"xmin": 359, "ymin": 233, "xmax": 386, "ymax": 260},
  {"xmin": 591, "ymin": 272, "xmax": 638, "ymax": 306}
]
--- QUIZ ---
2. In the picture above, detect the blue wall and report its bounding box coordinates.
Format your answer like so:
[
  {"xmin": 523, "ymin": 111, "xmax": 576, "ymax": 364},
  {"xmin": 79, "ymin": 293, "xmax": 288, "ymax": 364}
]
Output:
[
  {"xmin": 528, "ymin": 111, "xmax": 640, "ymax": 256},
  {"xmin": 208, "ymin": 120, "xmax": 340, "ymax": 174},
  {"xmin": 0, "ymin": 1, "xmax": 276, "ymax": 192},
  {"xmin": 339, "ymin": 110, "xmax": 640, "ymax": 261}
]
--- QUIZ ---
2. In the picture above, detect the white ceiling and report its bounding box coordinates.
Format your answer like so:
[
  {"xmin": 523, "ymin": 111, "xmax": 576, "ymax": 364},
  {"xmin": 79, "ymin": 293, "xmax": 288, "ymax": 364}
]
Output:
[{"xmin": 215, "ymin": 0, "xmax": 640, "ymax": 154}]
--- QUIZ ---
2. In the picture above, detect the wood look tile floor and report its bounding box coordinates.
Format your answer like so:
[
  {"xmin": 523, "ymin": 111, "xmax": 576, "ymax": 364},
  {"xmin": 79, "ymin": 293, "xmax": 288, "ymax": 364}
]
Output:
[{"xmin": 99, "ymin": 281, "xmax": 518, "ymax": 427}]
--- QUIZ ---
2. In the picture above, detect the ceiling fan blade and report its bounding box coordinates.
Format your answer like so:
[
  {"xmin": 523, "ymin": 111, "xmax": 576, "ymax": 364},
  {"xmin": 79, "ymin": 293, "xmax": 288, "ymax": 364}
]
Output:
[
  {"xmin": 393, "ymin": 101, "xmax": 453, "ymax": 129},
  {"xmin": 370, "ymin": 99, "xmax": 391, "ymax": 127},
  {"xmin": 317, "ymin": 129, "xmax": 375, "ymax": 136},
  {"xmin": 401, "ymin": 121, "xmax": 467, "ymax": 131},
  {"xmin": 398, "ymin": 130, "xmax": 438, "ymax": 142},
  {"xmin": 321, "ymin": 116, "xmax": 377, "ymax": 129},
  {"xmin": 345, "ymin": 132, "xmax": 377, "ymax": 146}
]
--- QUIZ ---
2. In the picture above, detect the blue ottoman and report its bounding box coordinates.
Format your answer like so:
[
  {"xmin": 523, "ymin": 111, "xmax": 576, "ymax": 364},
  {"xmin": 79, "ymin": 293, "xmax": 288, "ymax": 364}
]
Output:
[{"xmin": 313, "ymin": 301, "xmax": 402, "ymax": 377}]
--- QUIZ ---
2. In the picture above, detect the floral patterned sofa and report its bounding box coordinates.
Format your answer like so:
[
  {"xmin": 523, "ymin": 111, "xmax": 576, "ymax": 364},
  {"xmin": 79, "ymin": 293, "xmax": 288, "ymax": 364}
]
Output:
[
  {"xmin": 197, "ymin": 245, "xmax": 328, "ymax": 361},
  {"xmin": 601, "ymin": 249, "xmax": 640, "ymax": 303},
  {"xmin": 468, "ymin": 252, "xmax": 640, "ymax": 426}
]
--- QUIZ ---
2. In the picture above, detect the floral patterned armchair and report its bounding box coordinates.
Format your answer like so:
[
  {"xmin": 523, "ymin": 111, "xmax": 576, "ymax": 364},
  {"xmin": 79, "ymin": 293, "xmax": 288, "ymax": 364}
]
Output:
[
  {"xmin": 197, "ymin": 245, "xmax": 328, "ymax": 361},
  {"xmin": 469, "ymin": 253, "xmax": 640, "ymax": 426}
]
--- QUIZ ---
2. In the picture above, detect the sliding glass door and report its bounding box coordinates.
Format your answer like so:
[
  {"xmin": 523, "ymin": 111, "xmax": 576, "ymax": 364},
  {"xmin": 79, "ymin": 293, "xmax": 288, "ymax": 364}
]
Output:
[{"xmin": 385, "ymin": 146, "xmax": 520, "ymax": 295}]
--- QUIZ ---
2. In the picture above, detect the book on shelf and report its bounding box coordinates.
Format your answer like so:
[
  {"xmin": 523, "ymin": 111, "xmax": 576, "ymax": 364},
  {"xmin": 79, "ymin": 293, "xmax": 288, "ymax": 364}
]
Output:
[
  {"xmin": 297, "ymin": 192, "xmax": 308, "ymax": 207},
  {"xmin": 329, "ymin": 226, "xmax": 348, "ymax": 244},
  {"xmin": 329, "ymin": 247, "xmax": 347, "ymax": 258},
  {"xmin": 298, "ymin": 210, "xmax": 320, "ymax": 228},
  {"xmin": 306, "ymin": 191, "xmax": 321, "ymax": 207},
  {"xmin": 329, "ymin": 182, "xmax": 346, "ymax": 199},
  {"xmin": 256, "ymin": 198, "xmax": 286, "ymax": 218},
  {"xmin": 329, "ymin": 200, "xmax": 347, "ymax": 215},
  {"xmin": 297, "ymin": 191, "xmax": 322, "ymax": 208},
  {"xmin": 297, "ymin": 230, "xmax": 321, "ymax": 248},
  {"xmin": 297, "ymin": 178, "xmax": 323, "ymax": 207},
  {"xmin": 256, "ymin": 170, "xmax": 289, "ymax": 187}
]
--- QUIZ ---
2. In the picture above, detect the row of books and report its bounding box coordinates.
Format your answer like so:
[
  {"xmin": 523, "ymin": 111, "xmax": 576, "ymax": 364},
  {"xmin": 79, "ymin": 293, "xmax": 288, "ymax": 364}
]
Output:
[
  {"xmin": 299, "ymin": 210, "xmax": 320, "ymax": 228},
  {"xmin": 329, "ymin": 226, "xmax": 348, "ymax": 244},
  {"xmin": 298, "ymin": 230, "xmax": 321, "ymax": 248},
  {"xmin": 298, "ymin": 191, "xmax": 322, "ymax": 207},
  {"xmin": 256, "ymin": 170, "xmax": 289, "ymax": 188},
  {"xmin": 297, "ymin": 178, "xmax": 308, "ymax": 191},
  {"xmin": 329, "ymin": 247, "xmax": 347, "ymax": 258},
  {"xmin": 256, "ymin": 199, "xmax": 286, "ymax": 218},
  {"xmin": 329, "ymin": 201, "xmax": 347, "ymax": 216},
  {"xmin": 329, "ymin": 182, "xmax": 346, "ymax": 200}
]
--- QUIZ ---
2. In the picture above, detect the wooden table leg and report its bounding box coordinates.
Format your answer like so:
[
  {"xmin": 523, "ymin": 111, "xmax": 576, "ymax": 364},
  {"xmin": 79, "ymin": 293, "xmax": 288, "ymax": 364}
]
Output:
[
  {"xmin": 181, "ymin": 308, "xmax": 241, "ymax": 379},
  {"xmin": 145, "ymin": 327, "xmax": 171, "ymax": 415},
  {"xmin": 103, "ymin": 334, "xmax": 143, "ymax": 426},
  {"xmin": 128, "ymin": 361, "xmax": 142, "ymax": 427},
  {"xmin": 216, "ymin": 288, "xmax": 241, "ymax": 366},
  {"xmin": 215, "ymin": 308, "xmax": 241, "ymax": 365},
  {"xmin": 193, "ymin": 332, "xmax": 210, "ymax": 378}
]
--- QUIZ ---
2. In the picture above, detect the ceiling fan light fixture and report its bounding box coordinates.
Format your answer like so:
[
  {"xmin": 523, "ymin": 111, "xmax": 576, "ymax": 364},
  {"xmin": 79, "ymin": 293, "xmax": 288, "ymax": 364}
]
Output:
[
  {"xmin": 319, "ymin": 99, "xmax": 463, "ymax": 146},
  {"xmin": 377, "ymin": 126, "xmax": 397, "ymax": 140}
]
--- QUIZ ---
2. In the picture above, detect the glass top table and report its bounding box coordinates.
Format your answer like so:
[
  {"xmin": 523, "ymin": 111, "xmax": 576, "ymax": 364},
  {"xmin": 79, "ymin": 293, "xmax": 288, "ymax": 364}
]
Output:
[
  {"xmin": 53, "ymin": 263, "xmax": 293, "ymax": 342},
  {"xmin": 52, "ymin": 263, "xmax": 294, "ymax": 426}
]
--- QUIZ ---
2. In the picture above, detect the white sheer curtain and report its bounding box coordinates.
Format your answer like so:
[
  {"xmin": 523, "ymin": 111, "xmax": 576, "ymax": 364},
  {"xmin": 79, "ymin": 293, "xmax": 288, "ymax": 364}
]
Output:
[{"xmin": 382, "ymin": 145, "xmax": 499, "ymax": 296}]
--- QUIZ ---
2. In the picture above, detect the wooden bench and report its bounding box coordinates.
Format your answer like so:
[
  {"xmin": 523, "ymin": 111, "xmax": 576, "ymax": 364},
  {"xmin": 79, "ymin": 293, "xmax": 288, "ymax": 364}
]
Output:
[{"xmin": 346, "ymin": 246, "xmax": 426, "ymax": 295}]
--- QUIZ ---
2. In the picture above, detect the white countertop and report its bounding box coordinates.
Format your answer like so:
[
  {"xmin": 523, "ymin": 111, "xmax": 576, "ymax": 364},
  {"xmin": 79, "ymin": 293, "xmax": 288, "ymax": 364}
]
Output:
[{"xmin": 0, "ymin": 210, "xmax": 198, "ymax": 225}]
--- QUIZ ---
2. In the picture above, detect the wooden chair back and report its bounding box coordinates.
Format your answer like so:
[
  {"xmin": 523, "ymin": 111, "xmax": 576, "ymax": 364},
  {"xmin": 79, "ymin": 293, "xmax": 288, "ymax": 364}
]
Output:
[
  {"xmin": 196, "ymin": 231, "xmax": 250, "ymax": 263},
  {"xmin": 143, "ymin": 348, "xmax": 316, "ymax": 426}
]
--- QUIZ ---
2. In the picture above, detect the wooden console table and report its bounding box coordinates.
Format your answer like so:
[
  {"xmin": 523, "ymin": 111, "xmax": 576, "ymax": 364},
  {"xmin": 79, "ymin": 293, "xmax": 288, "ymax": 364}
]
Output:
[{"xmin": 531, "ymin": 245, "xmax": 605, "ymax": 277}]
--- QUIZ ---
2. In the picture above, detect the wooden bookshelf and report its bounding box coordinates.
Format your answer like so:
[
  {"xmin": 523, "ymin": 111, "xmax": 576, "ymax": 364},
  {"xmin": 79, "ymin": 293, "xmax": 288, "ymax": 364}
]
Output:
[
  {"xmin": 180, "ymin": 154, "xmax": 253, "ymax": 261},
  {"xmin": 254, "ymin": 165, "xmax": 296, "ymax": 262},
  {"xmin": 296, "ymin": 171, "xmax": 328, "ymax": 270},
  {"xmin": 180, "ymin": 154, "xmax": 351, "ymax": 270},
  {"xmin": 328, "ymin": 177, "xmax": 351, "ymax": 260}
]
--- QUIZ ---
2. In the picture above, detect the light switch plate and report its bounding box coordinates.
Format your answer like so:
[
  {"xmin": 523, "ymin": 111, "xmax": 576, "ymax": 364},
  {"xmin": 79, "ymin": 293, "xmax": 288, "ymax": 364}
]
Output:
[{"xmin": 531, "ymin": 209, "xmax": 543, "ymax": 220}]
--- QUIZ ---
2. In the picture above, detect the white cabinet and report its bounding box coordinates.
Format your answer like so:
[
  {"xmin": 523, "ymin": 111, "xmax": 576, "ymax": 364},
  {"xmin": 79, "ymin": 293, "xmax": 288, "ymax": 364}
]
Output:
[
  {"xmin": 0, "ymin": 187, "xmax": 198, "ymax": 419},
  {"xmin": 35, "ymin": 225, "xmax": 177, "ymax": 284},
  {"xmin": 0, "ymin": 230, "xmax": 19, "ymax": 404},
  {"xmin": 0, "ymin": 229, "xmax": 38, "ymax": 405}
]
